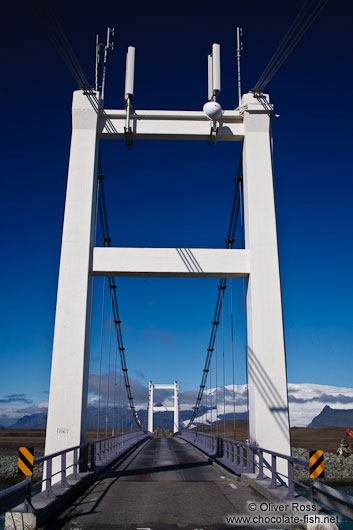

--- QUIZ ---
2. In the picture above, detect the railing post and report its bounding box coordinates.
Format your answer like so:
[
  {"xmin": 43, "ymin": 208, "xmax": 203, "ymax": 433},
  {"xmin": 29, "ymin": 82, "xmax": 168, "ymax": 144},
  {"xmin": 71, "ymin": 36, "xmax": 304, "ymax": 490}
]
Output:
[
  {"xmin": 246, "ymin": 446, "xmax": 254, "ymax": 473},
  {"xmin": 24, "ymin": 476, "xmax": 33, "ymax": 513},
  {"xmin": 45, "ymin": 458, "xmax": 55, "ymax": 498},
  {"xmin": 90, "ymin": 443, "xmax": 96, "ymax": 471},
  {"xmin": 269, "ymin": 455, "xmax": 277, "ymax": 488},
  {"xmin": 256, "ymin": 450, "xmax": 265, "ymax": 480},
  {"xmin": 96, "ymin": 442, "xmax": 100, "ymax": 466},
  {"xmin": 240, "ymin": 445, "xmax": 244, "ymax": 472},
  {"xmin": 286, "ymin": 459, "xmax": 295, "ymax": 499},
  {"xmin": 80, "ymin": 445, "xmax": 89, "ymax": 472},
  {"xmin": 73, "ymin": 449, "xmax": 79, "ymax": 478},
  {"xmin": 61, "ymin": 453, "xmax": 70, "ymax": 487}
]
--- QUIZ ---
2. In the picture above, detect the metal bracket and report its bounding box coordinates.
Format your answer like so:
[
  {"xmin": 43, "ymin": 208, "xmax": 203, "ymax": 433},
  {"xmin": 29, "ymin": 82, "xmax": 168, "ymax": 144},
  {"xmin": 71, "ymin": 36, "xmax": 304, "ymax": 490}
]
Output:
[
  {"xmin": 124, "ymin": 96, "xmax": 134, "ymax": 149},
  {"xmin": 208, "ymin": 123, "xmax": 219, "ymax": 145}
]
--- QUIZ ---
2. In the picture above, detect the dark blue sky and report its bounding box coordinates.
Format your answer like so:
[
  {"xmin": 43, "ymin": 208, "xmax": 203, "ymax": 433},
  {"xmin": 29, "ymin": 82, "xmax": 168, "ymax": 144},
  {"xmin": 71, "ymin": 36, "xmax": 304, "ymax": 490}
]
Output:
[{"xmin": 0, "ymin": 1, "xmax": 352, "ymax": 409}]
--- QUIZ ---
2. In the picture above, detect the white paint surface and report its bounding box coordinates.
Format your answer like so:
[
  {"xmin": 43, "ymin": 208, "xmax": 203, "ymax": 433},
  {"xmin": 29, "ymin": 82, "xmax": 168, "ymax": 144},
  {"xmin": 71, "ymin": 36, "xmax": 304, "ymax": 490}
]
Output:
[
  {"xmin": 148, "ymin": 381, "xmax": 179, "ymax": 433},
  {"xmin": 100, "ymin": 109, "xmax": 243, "ymax": 141},
  {"xmin": 43, "ymin": 89, "xmax": 292, "ymax": 487},
  {"xmin": 242, "ymin": 92, "xmax": 291, "ymax": 478},
  {"xmin": 92, "ymin": 247, "xmax": 250, "ymax": 278},
  {"xmin": 44, "ymin": 91, "xmax": 99, "ymax": 482}
]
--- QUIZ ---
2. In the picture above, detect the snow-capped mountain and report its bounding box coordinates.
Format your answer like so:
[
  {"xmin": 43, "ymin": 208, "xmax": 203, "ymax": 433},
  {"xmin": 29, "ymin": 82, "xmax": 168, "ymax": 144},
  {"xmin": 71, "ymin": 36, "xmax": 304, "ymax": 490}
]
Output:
[
  {"xmin": 179, "ymin": 382, "xmax": 353, "ymax": 428},
  {"xmin": 2, "ymin": 381, "xmax": 353, "ymax": 429}
]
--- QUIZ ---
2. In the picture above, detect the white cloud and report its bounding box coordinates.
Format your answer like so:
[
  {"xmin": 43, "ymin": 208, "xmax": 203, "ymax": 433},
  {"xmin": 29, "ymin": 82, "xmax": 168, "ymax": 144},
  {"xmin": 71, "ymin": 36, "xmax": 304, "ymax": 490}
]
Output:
[
  {"xmin": 182, "ymin": 383, "xmax": 353, "ymax": 428},
  {"xmin": 2, "ymin": 381, "xmax": 353, "ymax": 428}
]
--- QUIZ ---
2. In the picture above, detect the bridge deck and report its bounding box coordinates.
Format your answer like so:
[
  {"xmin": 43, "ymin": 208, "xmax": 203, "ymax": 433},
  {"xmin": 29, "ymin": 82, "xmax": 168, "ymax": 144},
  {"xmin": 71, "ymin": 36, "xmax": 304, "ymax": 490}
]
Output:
[{"xmin": 40, "ymin": 435, "xmax": 270, "ymax": 530}]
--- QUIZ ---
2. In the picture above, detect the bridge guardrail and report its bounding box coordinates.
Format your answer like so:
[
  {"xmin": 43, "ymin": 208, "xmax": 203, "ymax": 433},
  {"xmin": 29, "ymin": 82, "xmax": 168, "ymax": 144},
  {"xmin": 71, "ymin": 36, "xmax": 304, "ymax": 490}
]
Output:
[
  {"xmin": 0, "ymin": 430, "xmax": 151, "ymax": 516},
  {"xmin": 176, "ymin": 430, "xmax": 309, "ymax": 499},
  {"xmin": 177, "ymin": 430, "xmax": 353, "ymax": 520}
]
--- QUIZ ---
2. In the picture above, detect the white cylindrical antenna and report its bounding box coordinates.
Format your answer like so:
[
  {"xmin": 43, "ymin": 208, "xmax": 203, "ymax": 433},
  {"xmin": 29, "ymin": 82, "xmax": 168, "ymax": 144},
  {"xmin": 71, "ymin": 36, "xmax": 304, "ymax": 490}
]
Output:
[
  {"xmin": 207, "ymin": 54, "xmax": 213, "ymax": 101},
  {"xmin": 212, "ymin": 43, "xmax": 221, "ymax": 94},
  {"xmin": 236, "ymin": 27, "xmax": 243, "ymax": 106},
  {"xmin": 125, "ymin": 46, "xmax": 135, "ymax": 100}
]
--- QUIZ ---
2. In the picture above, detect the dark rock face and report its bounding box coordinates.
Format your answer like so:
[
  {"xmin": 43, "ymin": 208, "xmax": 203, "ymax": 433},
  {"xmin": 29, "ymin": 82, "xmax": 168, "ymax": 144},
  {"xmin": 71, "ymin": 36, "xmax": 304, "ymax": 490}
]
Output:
[
  {"xmin": 8, "ymin": 407, "xmax": 248, "ymax": 431},
  {"xmin": 11, "ymin": 413, "xmax": 47, "ymax": 429},
  {"xmin": 308, "ymin": 406, "xmax": 353, "ymax": 428}
]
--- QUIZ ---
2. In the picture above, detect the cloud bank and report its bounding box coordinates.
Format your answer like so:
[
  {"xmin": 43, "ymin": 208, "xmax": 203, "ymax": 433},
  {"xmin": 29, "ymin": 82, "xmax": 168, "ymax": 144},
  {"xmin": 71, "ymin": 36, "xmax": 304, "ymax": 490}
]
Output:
[{"xmin": 1, "ymin": 380, "xmax": 353, "ymax": 428}]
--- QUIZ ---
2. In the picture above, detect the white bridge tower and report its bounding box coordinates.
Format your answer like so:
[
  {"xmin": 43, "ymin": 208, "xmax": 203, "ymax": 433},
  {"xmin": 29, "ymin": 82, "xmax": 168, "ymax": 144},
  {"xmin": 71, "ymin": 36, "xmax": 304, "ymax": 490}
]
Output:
[
  {"xmin": 148, "ymin": 381, "xmax": 179, "ymax": 434},
  {"xmin": 44, "ymin": 40, "xmax": 291, "ymax": 482}
]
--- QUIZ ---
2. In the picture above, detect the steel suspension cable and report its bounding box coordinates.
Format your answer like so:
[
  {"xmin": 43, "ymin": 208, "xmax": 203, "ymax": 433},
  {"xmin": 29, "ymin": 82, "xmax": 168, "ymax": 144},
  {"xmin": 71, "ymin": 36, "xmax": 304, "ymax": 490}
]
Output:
[
  {"xmin": 210, "ymin": 355, "xmax": 213, "ymax": 428},
  {"xmin": 28, "ymin": 0, "xmax": 92, "ymax": 89},
  {"xmin": 253, "ymin": 0, "xmax": 328, "ymax": 92},
  {"xmin": 230, "ymin": 278, "xmax": 236, "ymax": 440},
  {"xmin": 215, "ymin": 333, "xmax": 218, "ymax": 437},
  {"xmin": 186, "ymin": 151, "xmax": 243, "ymax": 429},
  {"xmin": 97, "ymin": 170, "xmax": 142, "ymax": 429},
  {"xmin": 239, "ymin": 180, "xmax": 250, "ymax": 423},
  {"xmin": 255, "ymin": 0, "xmax": 315, "ymax": 89},
  {"xmin": 222, "ymin": 289, "xmax": 226, "ymax": 438},
  {"xmin": 96, "ymin": 276, "xmax": 106, "ymax": 440},
  {"xmin": 258, "ymin": 0, "xmax": 328, "ymax": 90},
  {"xmin": 105, "ymin": 298, "xmax": 113, "ymax": 437},
  {"xmin": 118, "ymin": 358, "xmax": 122, "ymax": 434},
  {"xmin": 112, "ymin": 340, "xmax": 118, "ymax": 435}
]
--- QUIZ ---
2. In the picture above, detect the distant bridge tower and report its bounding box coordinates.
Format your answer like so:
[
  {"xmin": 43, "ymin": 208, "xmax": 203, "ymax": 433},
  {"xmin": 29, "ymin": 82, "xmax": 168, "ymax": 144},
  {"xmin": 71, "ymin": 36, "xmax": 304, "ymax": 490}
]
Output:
[{"xmin": 148, "ymin": 381, "xmax": 179, "ymax": 433}]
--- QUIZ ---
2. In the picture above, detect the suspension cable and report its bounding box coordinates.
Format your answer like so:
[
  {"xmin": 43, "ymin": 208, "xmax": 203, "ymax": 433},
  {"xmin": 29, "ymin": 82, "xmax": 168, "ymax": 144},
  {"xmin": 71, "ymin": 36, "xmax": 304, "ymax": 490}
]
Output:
[
  {"xmin": 105, "ymin": 296, "xmax": 113, "ymax": 437},
  {"xmin": 112, "ymin": 339, "xmax": 118, "ymax": 435},
  {"xmin": 215, "ymin": 332, "xmax": 218, "ymax": 437},
  {"xmin": 239, "ymin": 179, "xmax": 249, "ymax": 425},
  {"xmin": 210, "ymin": 354, "xmax": 213, "ymax": 428},
  {"xmin": 28, "ymin": 0, "xmax": 92, "ymax": 89},
  {"xmin": 97, "ymin": 167, "xmax": 142, "ymax": 429},
  {"xmin": 222, "ymin": 289, "xmax": 226, "ymax": 438},
  {"xmin": 230, "ymin": 278, "xmax": 236, "ymax": 440},
  {"xmin": 96, "ymin": 276, "xmax": 106, "ymax": 440},
  {"xmin": 186, "ymin": 151, "xmax": 243, "ymax": 429},
  {"xmin": 253, "ymin": 0, "xmax": 328, "ymax": 92}
]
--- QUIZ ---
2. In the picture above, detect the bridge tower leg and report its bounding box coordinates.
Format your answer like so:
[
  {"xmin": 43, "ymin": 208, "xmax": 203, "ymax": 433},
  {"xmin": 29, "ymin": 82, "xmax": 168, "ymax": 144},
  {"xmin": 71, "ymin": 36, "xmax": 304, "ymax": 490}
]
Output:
[
  {"xmin": 173, "ymin": 381, "xmax": 179, "ymax": 433},
  {"xmin": 148, "ymin": 381, "xmax": 154, "ymax": 432},
  {"xmin": 242, "ymin": 92, "xmax": 291, "ymax": 469},
  {"xmin": 44, "ymin": 90, "xmax": 99, "ymax": 479}
]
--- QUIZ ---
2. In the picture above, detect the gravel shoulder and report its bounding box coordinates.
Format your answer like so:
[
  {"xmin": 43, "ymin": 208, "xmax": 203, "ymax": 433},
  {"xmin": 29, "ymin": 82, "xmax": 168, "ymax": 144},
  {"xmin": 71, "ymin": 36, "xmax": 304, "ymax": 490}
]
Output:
[{"xmin": 292, "ymin": 447, "xmax": 353, "ymax": 486}]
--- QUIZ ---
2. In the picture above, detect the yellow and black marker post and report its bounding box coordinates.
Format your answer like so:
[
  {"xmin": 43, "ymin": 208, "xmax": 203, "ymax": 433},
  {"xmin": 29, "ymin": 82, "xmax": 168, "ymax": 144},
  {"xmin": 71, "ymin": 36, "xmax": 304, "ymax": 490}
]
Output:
[
  {"xmin": 18, "ymin": 446, "xmax": 34, "ymax": 476},
  {"xmin": 309, "ymin": 450, "xmax": 325, "ymax": 479}
]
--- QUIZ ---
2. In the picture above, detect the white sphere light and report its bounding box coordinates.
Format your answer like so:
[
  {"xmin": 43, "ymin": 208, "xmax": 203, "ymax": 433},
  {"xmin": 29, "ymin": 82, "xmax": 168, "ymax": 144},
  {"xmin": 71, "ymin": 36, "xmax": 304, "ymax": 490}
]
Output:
[{"xmin": 203, "ymin": 101, "xmax": 223, "ymax": 120}]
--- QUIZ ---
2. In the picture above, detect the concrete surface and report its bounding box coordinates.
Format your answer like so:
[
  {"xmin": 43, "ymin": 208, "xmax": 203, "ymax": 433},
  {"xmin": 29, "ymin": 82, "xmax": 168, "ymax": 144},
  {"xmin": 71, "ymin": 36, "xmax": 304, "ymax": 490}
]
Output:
[{"xmin": 38, "ymin": 436, "xmax": 271, "ymax": 530}]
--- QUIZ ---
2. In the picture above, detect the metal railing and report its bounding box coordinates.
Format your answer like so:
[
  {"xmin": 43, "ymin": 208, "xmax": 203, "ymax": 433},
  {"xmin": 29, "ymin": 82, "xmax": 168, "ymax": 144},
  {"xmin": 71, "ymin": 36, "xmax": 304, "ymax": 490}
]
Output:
[
  {"xmin": 176, "ymin": 430, "xmax": 309, "ymax": 499},
  {"xmin": 0, "ymin": 430, "xmax": 151, "ymax": 515},
  {"xmin": 177, "ymin": 430, "xmax": 353, "ymax": 520}
]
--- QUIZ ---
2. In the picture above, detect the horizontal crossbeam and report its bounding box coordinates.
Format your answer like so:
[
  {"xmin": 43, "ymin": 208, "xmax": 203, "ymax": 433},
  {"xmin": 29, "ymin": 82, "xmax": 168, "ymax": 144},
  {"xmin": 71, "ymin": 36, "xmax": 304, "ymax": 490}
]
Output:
[
  {"xmin": 99, "ymin": 109, "xmax": 244, "ymax": 141},
  {"xmin": 92, "ymin": 247, "xmax": 250, "ymax": 278}
]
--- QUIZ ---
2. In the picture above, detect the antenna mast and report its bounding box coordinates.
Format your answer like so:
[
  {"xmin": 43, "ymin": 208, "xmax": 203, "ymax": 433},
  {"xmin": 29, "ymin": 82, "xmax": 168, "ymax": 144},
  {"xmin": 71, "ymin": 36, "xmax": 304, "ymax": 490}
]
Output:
[
  {"xmin": 236, "ymin": 27, "xmax": 243, "ymax": 107},
  {"xmin": 100, "ymin": 27, "xmax": 115, "ymax": 107},
  {"xmin": 95, "ymin": 34, "xmax": 102, "ymax": 92}
]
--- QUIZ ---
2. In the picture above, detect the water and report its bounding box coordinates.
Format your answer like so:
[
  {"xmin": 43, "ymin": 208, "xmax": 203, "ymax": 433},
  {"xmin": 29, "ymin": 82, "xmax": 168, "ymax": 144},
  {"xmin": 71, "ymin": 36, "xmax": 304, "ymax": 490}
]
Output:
[{"xmin": 296, "ymin": 485, "xmax": 353, "ymax": 529}]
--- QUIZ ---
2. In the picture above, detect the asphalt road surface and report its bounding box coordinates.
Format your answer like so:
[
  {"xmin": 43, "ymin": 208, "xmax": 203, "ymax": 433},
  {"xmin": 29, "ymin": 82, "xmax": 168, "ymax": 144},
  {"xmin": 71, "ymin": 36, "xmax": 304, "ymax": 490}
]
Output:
[{"xmin": 40, "ymin": 435, "xmax": 270, "ymax": 530}]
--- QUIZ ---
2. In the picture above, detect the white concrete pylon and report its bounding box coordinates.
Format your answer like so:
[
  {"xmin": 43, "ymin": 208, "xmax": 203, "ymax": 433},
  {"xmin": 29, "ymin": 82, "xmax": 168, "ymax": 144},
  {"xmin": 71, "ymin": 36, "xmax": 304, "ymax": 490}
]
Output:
[
  {"xmin": 148, "ymin": 381, "xmax": 154, "ymax": 432},
  {"xmin": 44, "ymin": 90, "xmax": 99, "ymax": 483},
  {"xmin": 241, "ymin": 92, "xmax": 291, "ymax": 477},
  {"xmin": 148, "ymin": 382, "xmax": 179, "ymax": 433},
  {"xmin": 173, "ymin": 381, "xmax": 179, "ymax": 433},
  {"xmin": 43, "ymin": 86, "xmax": 292, "ymax": 487}
]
